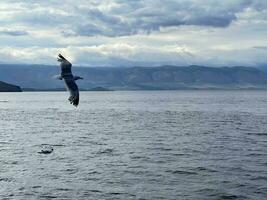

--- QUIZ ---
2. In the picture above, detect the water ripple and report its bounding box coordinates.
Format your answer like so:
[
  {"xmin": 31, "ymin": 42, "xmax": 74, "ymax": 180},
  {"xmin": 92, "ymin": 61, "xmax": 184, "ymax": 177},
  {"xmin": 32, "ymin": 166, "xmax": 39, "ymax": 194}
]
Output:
[{"xmin": 0, "ymin": 91, "xmax": 267, "ymax": 199}]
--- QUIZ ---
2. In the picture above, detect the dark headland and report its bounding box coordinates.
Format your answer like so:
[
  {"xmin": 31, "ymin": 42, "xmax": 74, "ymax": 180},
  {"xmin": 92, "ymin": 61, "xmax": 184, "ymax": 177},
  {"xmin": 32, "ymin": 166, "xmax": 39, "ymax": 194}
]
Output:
[
  {"xmin": 0, "ymin": 81, "xmax": 22, "ymax": 92},
  {"xmin": 1, "ymin": 64, "xmax": 267, "ymax": 91}
]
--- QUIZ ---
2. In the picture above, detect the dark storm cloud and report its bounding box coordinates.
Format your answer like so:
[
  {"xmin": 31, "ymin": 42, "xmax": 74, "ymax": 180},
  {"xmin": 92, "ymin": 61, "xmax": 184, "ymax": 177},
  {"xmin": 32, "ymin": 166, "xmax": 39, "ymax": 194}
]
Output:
[
  {"xmin": 254, "ymin": 46, "xmax": 267, "ymax": 50},
  {"xmin": 74, "ymin": 23, "xmax": 103, "ymax": 37},
  {"xmin": 70, "ymin": 0, "xmax": 255, "ymax": 37},
  {"xmin": 0, "ymin": 29, "xmax": 28, "ymax": 36},
  {"xmin": 2, "ymin": 0, "xmax": 266, "ymax": 37}
]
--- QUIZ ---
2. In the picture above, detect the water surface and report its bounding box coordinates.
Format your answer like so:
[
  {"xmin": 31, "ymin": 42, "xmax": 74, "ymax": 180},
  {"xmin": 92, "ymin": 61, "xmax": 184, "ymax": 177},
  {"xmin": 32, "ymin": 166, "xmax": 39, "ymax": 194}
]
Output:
[{"xmin": 0, "ymin": 91, "xmax": 266, "ymax": 199}]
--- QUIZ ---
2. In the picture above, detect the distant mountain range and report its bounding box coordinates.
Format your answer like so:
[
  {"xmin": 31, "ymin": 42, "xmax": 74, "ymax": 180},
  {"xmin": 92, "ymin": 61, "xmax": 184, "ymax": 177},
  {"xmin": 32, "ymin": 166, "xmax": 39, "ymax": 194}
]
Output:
[
  {"xmin": 259, "ymin": 65, "xmax": 267, "ymax": 73},
  {"xmin": 1, "ymin": 64, "xmax": 267, "ymax": 90}
]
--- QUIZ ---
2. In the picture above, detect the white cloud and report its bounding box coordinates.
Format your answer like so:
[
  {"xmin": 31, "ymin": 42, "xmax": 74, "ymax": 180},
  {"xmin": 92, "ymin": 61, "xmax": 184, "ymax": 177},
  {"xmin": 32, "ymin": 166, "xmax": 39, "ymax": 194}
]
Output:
[{"xmin": 0, "ymin": 0, "xmax": 266, "ymax": 66}]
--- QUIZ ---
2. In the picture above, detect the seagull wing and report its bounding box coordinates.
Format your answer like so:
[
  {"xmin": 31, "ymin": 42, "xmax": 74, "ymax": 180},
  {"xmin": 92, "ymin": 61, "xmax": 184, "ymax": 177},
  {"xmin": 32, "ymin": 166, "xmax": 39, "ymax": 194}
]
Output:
[{"xmin": 63, "ymin": 77, "xmax": 79, "ymax": 107}]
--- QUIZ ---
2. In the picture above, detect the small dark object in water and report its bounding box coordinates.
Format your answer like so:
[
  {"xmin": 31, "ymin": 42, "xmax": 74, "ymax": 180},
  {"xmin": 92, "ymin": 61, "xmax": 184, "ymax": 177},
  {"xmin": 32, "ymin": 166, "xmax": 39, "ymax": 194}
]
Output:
[{"xmin": 38, "ymin": 145, "xmax": 53, "ymax": 154}]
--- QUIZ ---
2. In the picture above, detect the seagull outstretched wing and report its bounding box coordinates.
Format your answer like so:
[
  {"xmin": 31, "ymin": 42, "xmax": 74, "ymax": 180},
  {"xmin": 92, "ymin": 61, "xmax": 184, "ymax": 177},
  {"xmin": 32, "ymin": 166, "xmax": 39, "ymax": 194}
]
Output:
[{"xmin": 64, "ymin": 76, "xmax": 79, "ymax": 106}]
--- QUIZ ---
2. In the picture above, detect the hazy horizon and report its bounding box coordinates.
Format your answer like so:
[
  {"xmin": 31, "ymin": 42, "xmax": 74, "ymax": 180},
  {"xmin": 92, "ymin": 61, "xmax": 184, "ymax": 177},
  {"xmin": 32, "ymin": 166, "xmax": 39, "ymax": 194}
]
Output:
[{"xmin": 0, "ymin": 63, "xmax": 265, "ymax": 68}]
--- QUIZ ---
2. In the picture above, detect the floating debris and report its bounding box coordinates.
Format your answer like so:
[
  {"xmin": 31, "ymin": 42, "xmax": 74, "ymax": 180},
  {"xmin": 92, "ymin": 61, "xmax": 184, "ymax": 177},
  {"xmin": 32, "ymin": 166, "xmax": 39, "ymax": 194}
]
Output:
[{"xmin": 38, "ymin": 145, "xmax": 53, "ymax": 154}]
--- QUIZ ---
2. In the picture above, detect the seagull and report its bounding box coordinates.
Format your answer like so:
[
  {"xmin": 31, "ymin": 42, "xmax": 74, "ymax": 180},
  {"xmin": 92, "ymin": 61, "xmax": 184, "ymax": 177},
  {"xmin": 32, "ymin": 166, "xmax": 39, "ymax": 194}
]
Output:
[{"xmin": 56, "ymin": 54, "xmax": 83, "ymax": 107}]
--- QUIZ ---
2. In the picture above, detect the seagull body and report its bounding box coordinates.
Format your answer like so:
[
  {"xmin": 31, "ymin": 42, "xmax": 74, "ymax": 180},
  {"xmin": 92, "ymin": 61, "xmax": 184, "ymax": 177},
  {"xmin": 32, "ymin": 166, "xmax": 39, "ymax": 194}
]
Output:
[{"xmin": 56, "ymin": 54, "xmax": 83, "ymax": 107}]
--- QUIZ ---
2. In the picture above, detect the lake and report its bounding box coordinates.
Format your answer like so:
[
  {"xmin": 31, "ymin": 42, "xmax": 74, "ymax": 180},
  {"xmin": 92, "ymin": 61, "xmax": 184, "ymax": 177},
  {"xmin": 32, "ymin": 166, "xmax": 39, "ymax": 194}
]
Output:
[{"xmin": 0, "ymin": 91, "xmax": 266, "ymax": 199}]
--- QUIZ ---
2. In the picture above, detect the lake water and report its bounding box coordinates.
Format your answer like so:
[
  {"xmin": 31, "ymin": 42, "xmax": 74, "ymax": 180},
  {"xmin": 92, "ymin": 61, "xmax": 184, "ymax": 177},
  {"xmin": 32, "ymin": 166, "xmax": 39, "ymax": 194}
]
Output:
[{"xmin": 0, "ymin": 91, "xmax": 266, "ymax": 200}]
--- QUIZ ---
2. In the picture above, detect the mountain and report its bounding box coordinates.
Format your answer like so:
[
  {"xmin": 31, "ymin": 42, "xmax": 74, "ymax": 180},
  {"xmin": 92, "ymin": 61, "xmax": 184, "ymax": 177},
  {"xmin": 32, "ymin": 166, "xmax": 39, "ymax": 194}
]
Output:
[
  {"xmin": 0, "ymin": 64, "xmax": 267, "ymax": 90},
  {"xmin": 0, "ymin": 81, "xmax": 22, "ymax": 92},
  {"xmin": 258, "ymin": 65, "xmax": 267, "ymax": 73}
]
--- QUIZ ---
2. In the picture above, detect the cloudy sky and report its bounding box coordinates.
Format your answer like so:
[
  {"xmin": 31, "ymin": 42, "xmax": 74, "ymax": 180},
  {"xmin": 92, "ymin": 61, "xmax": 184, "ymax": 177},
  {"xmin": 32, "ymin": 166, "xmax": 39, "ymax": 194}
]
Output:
[{"xmin": 0, "ymin": 0, "xmax": 267, "ymax": 67}]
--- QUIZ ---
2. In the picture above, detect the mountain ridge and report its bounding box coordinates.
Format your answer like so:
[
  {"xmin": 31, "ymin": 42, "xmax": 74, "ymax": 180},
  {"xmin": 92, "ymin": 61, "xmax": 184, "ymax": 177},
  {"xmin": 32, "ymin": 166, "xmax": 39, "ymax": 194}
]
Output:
[{"xmin": 0, "ymin": 64, "xmax": 267, "ymax": 90}]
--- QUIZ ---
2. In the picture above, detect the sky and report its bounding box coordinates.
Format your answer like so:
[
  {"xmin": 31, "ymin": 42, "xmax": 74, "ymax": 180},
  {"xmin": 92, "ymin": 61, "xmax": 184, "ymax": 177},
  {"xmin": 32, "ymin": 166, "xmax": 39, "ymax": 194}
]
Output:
[{"xmin": 0, "ymin": 0, "xmax": 267, "ymax": 67}]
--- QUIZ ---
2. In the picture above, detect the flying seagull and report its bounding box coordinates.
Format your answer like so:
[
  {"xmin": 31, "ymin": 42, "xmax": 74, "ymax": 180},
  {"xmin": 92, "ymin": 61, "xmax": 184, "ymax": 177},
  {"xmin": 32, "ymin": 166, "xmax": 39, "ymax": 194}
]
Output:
[{"xmin": 56, "ymin": 54, "xmax": 83, "ymax": 107}]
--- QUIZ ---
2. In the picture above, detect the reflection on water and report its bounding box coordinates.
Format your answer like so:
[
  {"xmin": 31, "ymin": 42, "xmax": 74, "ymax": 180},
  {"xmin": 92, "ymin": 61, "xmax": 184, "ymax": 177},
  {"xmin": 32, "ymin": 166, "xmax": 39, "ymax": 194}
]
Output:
[{"xmin": 0, "ymin": 91, "xmax": 267, "ymax": 199}]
